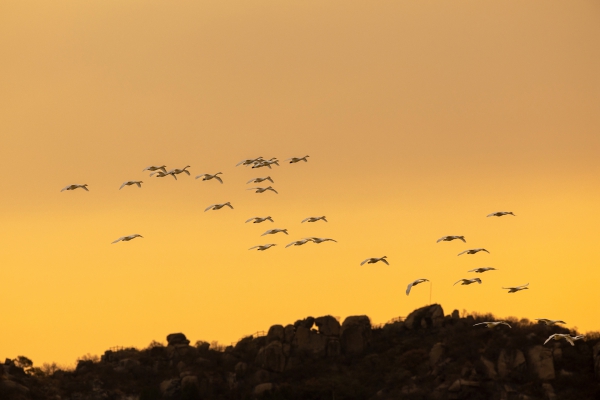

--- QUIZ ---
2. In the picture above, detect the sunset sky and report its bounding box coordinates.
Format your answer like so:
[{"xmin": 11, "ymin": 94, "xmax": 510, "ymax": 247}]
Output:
[{"xmin": 1, "ymin": 0, "xmax": 599, "ymax": 367}]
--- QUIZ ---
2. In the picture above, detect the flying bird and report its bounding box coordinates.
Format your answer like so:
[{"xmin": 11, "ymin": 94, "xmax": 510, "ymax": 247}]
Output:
[
  {"xmin": 111, "ymin": 234, "xmax": 143, "ymax": 244},
  {"xmin": 249, "ymin": 244, "xmax": 276, "ymax": 251},
  {"xmin": 406, "ymin": 278, "xmax": 429, "ymax": 296},
  {"xmin": 302, "ymin": 216, "xmax": 327, "ymax": 223},
  {"xmin": 245, "ymin": 216, "xmax": 274, "ymax": 223},
  {"xmin": 285, "ymin": 239, "xmax": 312, "ymax": 248},
  {"xmin": 261, "ymin": 228, "xmax": 288, "ymax": 236},
  {"xmin": 360, "ymin": 256, "xmax": 389, "ymax": 266},
  {"xmin": 453, "ymin": 278, "xmax": 482, "ymax": 286},
  {"xmin": 247, "ymin": 186, "xmax": 278, "ymax": 194},
  {"xmin": 502, "ymin": 283, "xmax": 529, "ymax": 293},
  {"xmin": 168, "ymin": 166, "xmax": 191, "ymax": 176},
  {"xmin": 204, "ymin": 202, "xmax": 234, "ymax": 212},
  {"xmin": 458, "ymin": 248, "xmax": 490, "ymax": 256},
  {"xmin": 544, "ymin": 333, "xmax": 576, "ymax": 346},
  {"xmin": 473, "ymin": 321, "xmax": 512, "ymax": 329},
  {"xmin": 487, "ymin": 211, "xmax": 516, "ymax": 217},
  {"xmin": 252, "ymin": 158, "xmax": 279, "ymax": 169},
  {"xmin": 195, "ymin": 173, "xmax": 223, "ymax": 183},
  {"xmin": 119, "ymin": 181, "xmax": 143, "ymax": 190},
  {"xmin": 150, "ymin": 171, "xmax": 177, "ymax": 179},
  {"xmin": 437, "ymin": 235, "xmax": 466, "ymax": 243},
  {"xmin": 247, "ymin": 176, "xmax": 274, "ymax": 184},
  {"xmin": 535, "ymin": 319, "xmax": 566, "ymax": 326},
  {"xmin": 236, "ymin": 157, "xmax": 264, "ymax": 167},
  {"xmin": 306, "ymin": 237, "xmax": 337, "ymax": 244},
  {"xmin": 61, "ymin": 184, "xmax": 89, "ymax": 192},
  {"xmin": 468, "ymin": 267, "xmax": 497, "ymax": 273},
  {"xmin": 285, "ymin": 156, "xmax": 309, "ymax": 163},
  {"xmin": 143, "ymin": 165, "xmax": 167, "ymax": 174}
]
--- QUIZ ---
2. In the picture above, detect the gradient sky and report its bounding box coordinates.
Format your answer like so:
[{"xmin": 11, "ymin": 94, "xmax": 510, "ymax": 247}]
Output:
[{"xmin": 1, "ymin": 0, "xmax": 599, "ymax": 367}]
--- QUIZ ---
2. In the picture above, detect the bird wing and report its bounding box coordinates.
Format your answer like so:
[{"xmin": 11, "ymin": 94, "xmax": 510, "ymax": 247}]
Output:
[
  {"xmin": 564, "ymin": 336, "xmax": 575, "ymax": 346},
  {"xmin": 472, "ymin": 322, "xmax": 487, "ymax": 326},
  {"xmin": 518, "ymin": 283, "xmax": 529, "ymax": 289},
  {"xmin": 119, "ymin": 182, "xmax": 127, "ymax": 190},
  {"xmin": 459, "ymin": 236, "xmax": 466, "ymax": 242},
  {"xmin": 270, "ymin": 188, "xmax": 278, "ymax": 194},
  {"xmin": 381, "ymin": 258, "xmax": 390, "ymax": 265},
  {"xmin": 436, "ymin": 237, "xmax": 446, "ymax": 243},
  {"xmin": 500, "ymin": 322, "xmax": 512, "ymax": 328},
  {"xmin": 245, "ymin": 217, "xmax": 258, "ymax": 223},
  {"xmin": 482, "ymin": 249, "xmax": 490, "ymax": 253},
  {"xmin": 453, "ymin": 279, "xmax": 464, "ymax": 286},
  {"xmin": 246, "ymin": 178, "xmax": 257, "ymax": 184},
  {"xmin": 457, "ymin": 250, "xmax": 468, "ymax": 256},
  {"xmin": 248, "ymin": 246, "xmax": 259, "ymax": 250},
  {"xmin": 204, "ymin": 204, "xmax": 216, "ymax": 212},
  {"xmin": 82, "ymin": 185, "xmax": 89, "ymax": 191},
  {"xmin": 143, "ymin": 166, "xmax": 151, "ymax": 171},
  {"xmin": 301, "ymin": 217, "xmax": 310, "ymax": 223},
  {"xmin": 475, "ymin": 278, "xmax": 482, "ymax": 284},
  {"xmin": 195, "ymin": 174, "xmax": 206, "ymax": 179},
  {"xmin": 135, "ymin": 182, "xmax": 142, "ymax": 188},
  {"xmin": 111, "ymin": 237, "xmax": 124, "ymax": 244},
  {"xmin": 360, "ymin": 259, "xmax": 370, "ymax": 266},
  {"xmin": 285, "ymin": 242, "xmax": 296, "ymax": 248},
  {"xmin": 215, "ymin": 176, "xmax": 223, "ymax": 183},
  {"xmin": 486, "ymin": 213, "xmax": 496, "ymax": 217},
  {"xmin": 544, "ymin": 335, "xmax": 556, "ymax": 345},
  {"xmin": 226, "ymin": 203, "xmax": 233, "ymax": 209},
  {"xmin": 406, "ymin": 282, "xmax": 413, "ymax": 296},
  {"xmin": 267, "ymin": 177, "xmax": 274, "ymax": 183},
  {"xmin": 60, "ymin": 186, "xmax": 70, "ymax": 192},
  {"xmin": 467, "ymin": 268, "xmax": 479, "ymax": 273},
  {"xmin": 261, "ymin": 231, "xmax": 272, "ymax": 236}
]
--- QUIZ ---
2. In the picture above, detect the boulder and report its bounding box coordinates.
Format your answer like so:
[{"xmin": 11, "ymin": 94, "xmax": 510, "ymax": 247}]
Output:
[
  {"xmin": 497, "ymin": 349, "xmax": 526, "ymax": 378},
  {"xmin": 404, "ymin": 304, "xmax": 444, "ymax": 330},
  {"xmin": 254, "ymin": 383, "xmax": 274, "ymax": 395},
  {"xmin": 429, "ymin": 343, "xmax": 445, "ymax": 367},
  {"xmin": 542, "ymin": 383, "xmax": 556, "ymax": 400},
  {"xmin": 283, "ymin": 325, "xmax": 295, "ymax": 343},
  {"xmin": 195, "ymin": 341, "xmax": 210, "ymax": 352},
  {"xmin": 479, "ymin": 356, "xmax": 496, "ymax": 379},
  {"xmin": 293, "ymin": 326, "xmax": 327, "ymax": 357},
  {"xmin": 167, "ymin": 333, "xmax": 190, "ymax": 346},
  {"xmin": 160, "ymin": 378, "xmax": 181, "ymax": 398},
  {"xmin": 235, "ymin": 361, "xmax": 247, "ymax": 378},
  {"xmin": 267, "ymin": 325, "xmax": 284, "ymax": 343},
  {"xmin": 256, "ymin": 341, "xmax": 286, "ymax": 372},
  {"xmin": 315, "ymin": 316, "xmax": 340, "ymax": 336},
  {"xmin": 528, "ymin": 346, "xmax": 555, "ymax": 380},
  {"xmin": 451, "ymin": 310, "xmax": 460, "ymax": 320},
  {"xmin": 181, "ymin": 375, "xmax": 199, "ymax": 389},
  {"xmin": 294, "ymin": 317, "xmax": 315, "ymax": 329},
  {"xmin": 594, "ymin": 342, "xmax": 600, "ymax": 380},
  {"xmin": 340, "ymin": 315, "xmax": 372, "ymax": 355}
]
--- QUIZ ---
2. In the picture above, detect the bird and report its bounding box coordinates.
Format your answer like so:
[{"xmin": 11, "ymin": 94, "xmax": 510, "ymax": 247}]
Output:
[
  {"xmin": 544, "ymin": 333, "xmax": 576, "ymax": 346},
  {"xmin": 61, "ymin": 184, "xmax": 88, "ymax": 192},
  {"xmin": 195, "ymin": 173, "xmax": 223, "ymax": 183},
  {"xmin": 306, "ymin": 237, "xmax": 337, "ymax": 244},
  {"xmin": 247, "ymin": 176, "xmax": 274, "ymax": 184},
  {"xmin": 252, "ymin": 158, "xmax": 279, "ymax": 169},
  {"xmin": 249, "ymin": 244, "xmax": 276, "ymax": 251},
  {"xmin": 119, "ymin": 181, "xmax": 143, "ymax": 190},
  {"xmin": 245, "ymin": 216, "xmax": 274, "ymax": 223},
  {"xmin": 142, "ymin": 165, "xmax": 167, "ymax": 174},
  {"xmin": 437, "ymin": 235, "xmax": 466, "ymax": 243},
  {"xmin": 454, "ymin": 278, "xmax": 482, "ymax": 286},
  {"xmin": 535, "ymin": 319, "xmax": 566, "ymax": 326},
  {"xmin": 150, "ymin": 170, "xmax": 177, "ymax": 179},
  {"xmin": 204, "ymin": 202, "xmax": 234, "ymax": 212},
  {"xmin": 285, "ymin": 155, "xmax": 309, "ymax": 163},
  {"xmin": 468, "ymin": 267, "xmax": 497, "ymax": 273},
  {"xmin": 473, "ymin": 321, "xmax": 512, "ymax": 329},
  {"xmin": 302, "ymin": 216, "xmax": 328, "ymax": 223},
  {"xmin": 502, "ymin": 283, "xmax": 529, "ymax": 293},
  {"xmin": 458, "ymin": 248, "xmax": 489, "ymax": 256},
  {"xmin": 360, "ymin": 256, "xmax": 389, "ymax": 266},
  {"xmin": 168, "ymin": 166, "xmax": 191, "ymax": 176},
  {"xmin": 247, "ymin": 186, "xmax": 278, "ymax": 194},
  {"xmin": 487, "ymin": 211, "xmax": 516, "ymax": 217},
  {"xmin": 285, "ymin": 239, "xmax": 312, "ymax": 248},
  {"xmin": 406, "ymin": 279, "xmax": 429, "ymax": 296},
  {"xmin": 261, "ymin": 228, "xmax": 288, "ymax": 236},
  {"xmin": 236, "ymin": 157, "xmax": 263, "ymax": 167},
  {"xmin": 111, "ymin": 234, "xmax": 143, "ymax": 244}
]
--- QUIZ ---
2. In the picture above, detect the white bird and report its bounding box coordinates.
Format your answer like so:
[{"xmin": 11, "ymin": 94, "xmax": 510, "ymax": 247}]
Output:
[
  {"xmin": 572, "ymin": 335, "xmax": 585, "ymax": 341},
  {"xmin": 247, "ymin": 176, "xmax": 274, "ymax": 184},
  {"xmin": 245, "ymin": 216, "xmax": 274, "ymax": 223},
  {"xmin": 61, "ymin": 184, "xmax": 89, "ymax": 192},
  {"xmin": 535, "ymin": 319, "xmax": 566, "ymax": 326},
  {"xmin": 473, "ymin": 321, "xmax": 512, "ymax": 329},
  {"xmin": 502, "ymin": 283, "xmax": 529, "ymax": 293},
  {"xmin": 261, "ymin": 228, "xmax": 288, "ymax": 236},
  {"xmin": 360, "ymin": 256, "xmax": 389, "ymax": 266},
  {"xmin": 285, "ymin": 155, "xmax": 309, "ymax": 163},
  {"xmin": 168, "ymin": 166, "xmax": 191, "ymax": 176},
  {"xmin": 544, "ymin": 333, "xmax": 575, "ymax": 346},
  {"xmin": 150, "ymin": 170, "xmax": 177, "ymax": 179},
  {"xmin": 468, "ymin": 267, "xmax": 497, "ymax": 273},
  {"xmin": 406, "ymin": 278, "xmax": 429, "ymax": 296},
  {"xmin": 487, "ymin": 211, "xmax": 516, "ymax": 217},
  {"xmin": 204, "ymin": 202, "xmax": 234, "ymax": 212},
  {"xmin": 236, "ymin": 157, "xmax": 264, "ymax": 167},
  {"xmin": 252, "ymin": 158, "xmax": 279, "ymax": 169},
  {"xmin": 437, "ymin": 235, "xmax": 466, "ymax": 243},
  {"xmin": 142, "ymin": 165, "xmax": 167, "ymax": 174},
  {"xmin": 458, "ymin": 248, "xmax": 490, "ymax": 256},
  {"xmin": 453, "ymin": 278, "xmax": 482, "ymax": 286},
  {"xmin": 247, "ymin": 186, "xmax": 278, "ymax": 194},
  {"xmin": 306, "ymin": 237, "xmax": 337, "ymax": 244},
  {"xmin": 119, "ymin": 180, "xmax": 143, "ymax": 190},
  {"xmin": 111, "ymin": 234, "xmax": 143, "ymax": 244},
  {"xmin": 302, "ymin": 216, "xmax": 327, "ymax": 223},
  {"xmin": 195, "ymin": 173, "xmax": 223, "ymax": 183},
  {"xmin": 249, "ymin": 243, "xmax": 276, "ymax": 251},
  {"xmin": 285, "ymin": 239, "xmax": 312, "ymax": 248}
]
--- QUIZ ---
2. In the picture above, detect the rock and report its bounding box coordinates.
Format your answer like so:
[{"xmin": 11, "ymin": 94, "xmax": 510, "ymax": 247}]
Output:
[
  {"xmin": 256, "ymin": 341, "xmax": 286, "ymax": 372},
  {"xmin": 429, "ymin": 343, "xmax": 445, "ymax": 367},
  {"xmin": 479, "ymin": 356, "xmax": 497, "ymax": 379},
  {"xmin": 315, "ymin": 316, "xmax": 340, "ymax": 336},
  {"xmin": 452, "ymin": 310, "xmax": 460, "ymax": 320},
  {"xmin": 594, "ymin": 342, "xmax": 600, "ymax": 380},
  {"xmin": 326, "ymin": 337, "xmax": 341, "ymax": 357},
  {"xmin": 254, "ymin": 383, "xmax": 274, "ymax": 395},
  {"xmin": 283, "ymin": 325, "xmax": 295, "ymax": 343},
  {"xmin": 235, "ymin": 361, "xmax": 247, "ymax": 378},
  {"xmin": 195, "ymin": 341, "xmax": 210, "ymax": 352},
  {"xmin": 160, "ymin": 378, "xmax": 181, "ymax": 398},
  {"xmin": 0, "ymin": 380, "xmax": 30, "ymax": 400},
  {"xmin": 254, "ymin": 369, "xmax": 270, "ymax": 384},
  {"xmin": 404, "ymin": 304, "xmax": 444, "ymax": 330},
  {"xmin": 528, "ymin": 346, "xmax": 555, "ymax": 380},
  {"xmin": 167, "ymin": 333, "xmax": 190, "ymax": 346},
  {"xmin": 542, "ymin": 383, "xmax": 556, "ymax": 400},
  {"xmin": 293, "ymin": 326, "xmax": 327, "ymax": 357},
  {"xmin": 497, "ymin": 349, "xmax": 526, "ymax": 378},
  {"xmin": 294, "ymin": 317, "xmax": 315, "ymax": 329},
  {"xmin": 340, "ymin": 315, "xmax": 372, "ymax": 355},
  {"xmin": 182, "ymin": 375, "xmax": 199, "ymax": 389},
  {"xmin": 267, "ymin": 325, "xmax": 284, "ymax": 343}
]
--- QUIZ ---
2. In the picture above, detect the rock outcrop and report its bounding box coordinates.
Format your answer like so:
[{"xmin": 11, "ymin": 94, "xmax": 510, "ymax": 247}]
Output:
[
  {"xmin": 528, "ymin": 345, "xmax": 555, "ymax": 380},
  {"xmin": 404, "ymin": 304, "xmax": 444, "ymax": 329},
  {"xmin": 340, "ymin": 316, "xmax": 372, "ymax": 355}
]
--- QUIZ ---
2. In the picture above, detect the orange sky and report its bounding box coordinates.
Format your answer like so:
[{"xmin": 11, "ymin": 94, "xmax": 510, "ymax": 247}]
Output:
[{"xmin": 1, "ymin": 0, "xmax": 599, "ymax": 367}]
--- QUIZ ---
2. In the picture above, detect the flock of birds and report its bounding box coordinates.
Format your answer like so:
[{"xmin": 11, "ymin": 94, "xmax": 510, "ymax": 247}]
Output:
[{"xmin": 61, "ymin": 156, "xmax": 582, "ymax": 347}]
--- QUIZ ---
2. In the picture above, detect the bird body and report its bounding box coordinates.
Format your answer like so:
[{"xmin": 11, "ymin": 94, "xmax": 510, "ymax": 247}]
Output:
[
  {"xmin": 168, "ymin": 166, "xmax": 191, "ymax": 176},
  {"xmin": 502, "ymin": 283, "xmax": 529, "ymax": 293},
  {"xmin": 302, "ymin": 216, "xmax": 327, "ymax": 223},
  {"xmin": 406, "ymin": 278, "xmax": 429, "ymax": 296},
  {"xmin": 360, "ymin": 256, "xmax": 389, "ymax": 266},
  {"xmin": 111, "ymin": 234, "xmax": 143, "ymax": 244},
  {"xmin": 119, "ymin": 181, "xmax": 143, "ymax": 190},
  {"xmin": 247, "ymin": 186, "xmax": 278, "ymax": 194},
  {"xmin": 473, "ymin": 321, "xmax": 512, "ymax": 329},
  {"xmin": 458, "ymin": 248, "xmax": 489, "ymax": 256},
  {"xmin": 487, "ymin": 211, "xmax": 516, "ymax": 217},
  {"xmin": 204, "ymin": 202, "xmax": 234, "ymax": 212},
  {"xmin": 61, "ymin": 184, "xmax": 89, "ymax": 192},
  {"xmin": 261, "ymin": 228, "xmax": 288, "ymax": 236},
  {"xmin": 150, "ymin": 171, "xmax": 177, "ymax": 179},
  {"xmin": 196, "ymin": 173, "xmax": 223, "ymax": 183},
  {"xmin": 249, "ymin": 244, "xmax": 276, "ymax": 251},
  {"xmin": 468, "ymin": 267, "xmax": 497, "ymax": 273},
  {"xmin": 535, "ymin": 319, "xmax": 566, "ymax": 325},
  {"xmin": 285, "ymin": 155, "xmax": 309, "ymax": 163},
  {"xmin": 437, "ymin": 235, "xmax": 466, "ymax": 243},
  {"xmin": 544, "ymin": 333, "xmax": 575, "ymax": 346},
  {"xmin": 245, "ymin": 216, "xmax": 274, "ymax": 223},
  {"xmin": 143, "ymin": 165, "xmax": 167, "ymax": 174},
  {"xmin": 454, "ymin": 278, "xmax": 482, "ymax": 286}
]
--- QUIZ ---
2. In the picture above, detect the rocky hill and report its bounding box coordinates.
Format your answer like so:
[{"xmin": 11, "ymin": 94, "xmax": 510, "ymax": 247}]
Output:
[{"xmin": 2, "ymin": 304, "xmax": 600, "ymax": 400}]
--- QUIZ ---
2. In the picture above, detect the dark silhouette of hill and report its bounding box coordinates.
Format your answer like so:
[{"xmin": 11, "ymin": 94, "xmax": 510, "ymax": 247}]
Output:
[{"xmin": 2, "ymin": 304, "xmax": 600, "ymax": 400}]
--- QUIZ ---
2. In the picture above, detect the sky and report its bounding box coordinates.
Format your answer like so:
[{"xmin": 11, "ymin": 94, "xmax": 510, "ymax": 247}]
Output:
[{"xmin": 1, "ymin": 0, "xmax": 599, "ymax": 367}]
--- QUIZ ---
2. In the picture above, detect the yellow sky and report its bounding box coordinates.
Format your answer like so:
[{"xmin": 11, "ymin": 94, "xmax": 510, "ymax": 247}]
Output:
[{"xmin": 1, "ymin": 0, "xmax": 599, "ymax": 366}]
